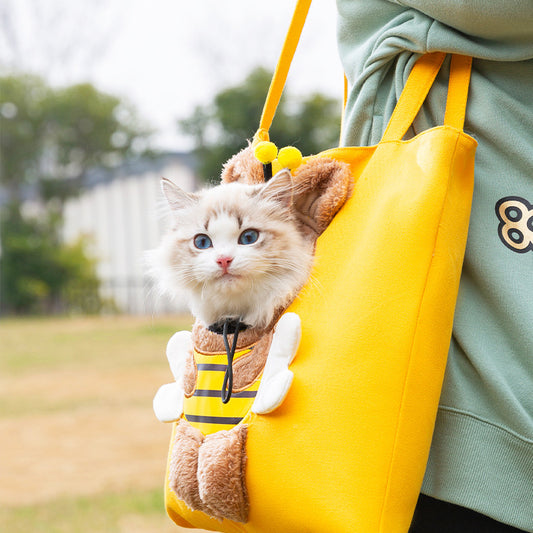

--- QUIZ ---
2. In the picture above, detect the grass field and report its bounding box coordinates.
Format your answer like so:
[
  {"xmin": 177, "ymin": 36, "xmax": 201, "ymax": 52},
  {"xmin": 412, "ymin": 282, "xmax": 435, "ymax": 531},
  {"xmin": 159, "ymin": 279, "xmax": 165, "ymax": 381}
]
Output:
[{"xmin": 0, "ymin": 314, "xmax": 210, "ymax": 533}]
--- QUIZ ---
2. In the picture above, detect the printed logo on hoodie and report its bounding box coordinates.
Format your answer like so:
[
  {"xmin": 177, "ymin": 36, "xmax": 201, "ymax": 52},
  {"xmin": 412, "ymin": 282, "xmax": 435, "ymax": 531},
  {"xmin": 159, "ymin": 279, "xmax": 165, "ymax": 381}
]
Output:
[{"xmin": 496, "ymin": 196, "xmax": 533, "ymax": 253}]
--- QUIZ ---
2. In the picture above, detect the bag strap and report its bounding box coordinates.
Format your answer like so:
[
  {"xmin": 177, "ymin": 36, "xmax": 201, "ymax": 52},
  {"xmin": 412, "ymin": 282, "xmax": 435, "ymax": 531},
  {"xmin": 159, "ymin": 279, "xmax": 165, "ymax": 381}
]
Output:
[
  {"xmin": 444, "ymin": 54, "xmax": 473, "ymax": 130},
  {"xmin": 254, "ymin": 0, "xmax": 312, "ymax": 144},
  {"xmin": 253, "ymin": 0, "xmax": 472, "ymax": 145},
  {"xmin": 381, "ymin": 53, "xmax": 473, "ymax": 141}
]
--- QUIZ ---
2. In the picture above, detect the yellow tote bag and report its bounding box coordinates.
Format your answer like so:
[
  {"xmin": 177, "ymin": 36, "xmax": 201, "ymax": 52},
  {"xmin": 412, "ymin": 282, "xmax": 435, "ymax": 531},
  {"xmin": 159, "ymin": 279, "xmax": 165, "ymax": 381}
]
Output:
[{"xmin": 163, "ymin": 1, "xmax": 477, "ymax": 531}]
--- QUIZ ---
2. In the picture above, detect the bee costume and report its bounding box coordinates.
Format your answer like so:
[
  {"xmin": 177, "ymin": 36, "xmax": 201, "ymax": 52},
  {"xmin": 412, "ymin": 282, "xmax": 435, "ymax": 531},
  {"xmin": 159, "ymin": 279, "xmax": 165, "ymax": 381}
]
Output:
[{"xmin": 153, "ymin": 0, "xmax": 477, "ymax": 531}]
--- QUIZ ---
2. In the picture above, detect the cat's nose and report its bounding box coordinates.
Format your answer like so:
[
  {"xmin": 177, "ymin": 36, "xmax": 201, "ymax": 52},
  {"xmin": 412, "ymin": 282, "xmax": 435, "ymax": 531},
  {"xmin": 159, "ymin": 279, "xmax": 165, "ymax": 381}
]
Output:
[{"xmin": 216, "ymin": 256, "xmax": 233, "ymax": 273}]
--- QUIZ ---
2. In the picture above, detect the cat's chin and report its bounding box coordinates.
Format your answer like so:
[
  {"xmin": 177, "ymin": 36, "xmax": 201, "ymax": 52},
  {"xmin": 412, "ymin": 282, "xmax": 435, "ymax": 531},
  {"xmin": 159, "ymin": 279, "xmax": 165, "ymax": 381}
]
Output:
[
  {"xmin": 190, "ymin": 285, "xmax": 283, "ymax": 330},
  {"xmin": 206, "ymin": 275, "xmax": 245, "ymax": 296},
  {"xmin": 216, "ymin": 273, "xmax": 243, "ymax": 283}
]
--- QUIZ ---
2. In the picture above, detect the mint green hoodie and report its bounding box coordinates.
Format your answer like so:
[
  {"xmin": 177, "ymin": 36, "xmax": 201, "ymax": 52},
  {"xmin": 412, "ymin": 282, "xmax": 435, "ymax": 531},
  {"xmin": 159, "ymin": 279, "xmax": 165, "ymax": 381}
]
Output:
[{"xmin": 337, "ymin": 1, "xmax": 533, "ymax": 530}]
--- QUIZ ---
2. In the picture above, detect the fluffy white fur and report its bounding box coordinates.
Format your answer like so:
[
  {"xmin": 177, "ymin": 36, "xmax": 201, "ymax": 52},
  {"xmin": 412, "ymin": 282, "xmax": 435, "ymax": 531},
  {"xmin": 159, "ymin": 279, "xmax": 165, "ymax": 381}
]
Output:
[{"xmin": 148, "ymin": 171, "xmax": 313, "ymax": 329}]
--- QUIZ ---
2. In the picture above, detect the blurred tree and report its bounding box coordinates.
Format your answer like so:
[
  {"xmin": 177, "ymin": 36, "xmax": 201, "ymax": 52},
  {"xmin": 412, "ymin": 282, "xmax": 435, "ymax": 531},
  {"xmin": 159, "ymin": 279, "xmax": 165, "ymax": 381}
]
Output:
[
  {"xmin": 0, "ymin": 205, "xmax": 106, "ymax": 314},
  {"xmin": 179, "ymin": 67, "xmax": 341, "ymax": 182},
  {"xmin": 0, "ymin": 74, "xmax": 150, "ymax": 314},
  {"xmin": 0, "ymin": 74, "xmax": 150, "ymax": 205},
  {"xmin": 0, "ymin": 75, "xmax": 50, "ymax": 203}
]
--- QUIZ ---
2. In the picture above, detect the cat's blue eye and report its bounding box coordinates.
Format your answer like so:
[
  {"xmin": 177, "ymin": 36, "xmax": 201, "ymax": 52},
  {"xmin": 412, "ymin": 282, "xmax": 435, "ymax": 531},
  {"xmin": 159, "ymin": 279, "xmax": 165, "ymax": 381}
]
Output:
[
  {"xmin": 193, "ymin": 234, "xmax": 212, "ymax": 249},
  {"xmin": 238, "ymin": 229, "xmax": 259, "ymax": 245}
]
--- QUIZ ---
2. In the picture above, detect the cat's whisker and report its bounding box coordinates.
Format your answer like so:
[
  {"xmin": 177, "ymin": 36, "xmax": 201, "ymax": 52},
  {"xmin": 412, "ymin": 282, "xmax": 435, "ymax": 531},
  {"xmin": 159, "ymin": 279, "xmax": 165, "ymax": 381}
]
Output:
[{"xmin": 303, "ymin": 272, "xmax": 324, "ymax": 296}]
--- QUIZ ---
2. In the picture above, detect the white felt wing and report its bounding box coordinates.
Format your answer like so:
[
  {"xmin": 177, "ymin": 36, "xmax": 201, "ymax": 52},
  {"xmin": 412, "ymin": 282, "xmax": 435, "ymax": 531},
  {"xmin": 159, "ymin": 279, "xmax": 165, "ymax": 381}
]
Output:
[
  {"xmin": 153, "ymin": 330, "xmax": 192, "ymax": 423},
  {"xmin": 251, "ymin": 312, "xmax": 301, "ymax": 415}
]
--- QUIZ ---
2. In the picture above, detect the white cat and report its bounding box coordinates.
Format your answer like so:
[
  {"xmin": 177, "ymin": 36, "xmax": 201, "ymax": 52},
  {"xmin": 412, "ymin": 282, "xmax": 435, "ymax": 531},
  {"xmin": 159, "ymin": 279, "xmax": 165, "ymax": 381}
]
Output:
[{"xmin": 148, "ymin": 169, "xmax": 314, "ymax": 329}]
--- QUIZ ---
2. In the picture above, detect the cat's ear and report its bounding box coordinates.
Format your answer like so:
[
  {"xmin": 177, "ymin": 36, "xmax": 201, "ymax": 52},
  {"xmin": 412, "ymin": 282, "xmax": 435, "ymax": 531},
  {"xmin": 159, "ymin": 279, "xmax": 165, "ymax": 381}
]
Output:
[
  {"xmin": 258, "ymin": 169, "xmax": 293, "ymax": 208},
  {"xmin": 161, "ymin": 178, "xmax": 197, "ymax": 211}
]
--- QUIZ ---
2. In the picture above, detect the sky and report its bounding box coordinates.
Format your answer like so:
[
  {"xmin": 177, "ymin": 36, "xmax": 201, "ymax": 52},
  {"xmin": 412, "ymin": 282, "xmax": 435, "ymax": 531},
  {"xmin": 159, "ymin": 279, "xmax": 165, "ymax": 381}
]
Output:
[{"xmin": 0, "ymin": 0, "xmax": 343, "ymax": 151}]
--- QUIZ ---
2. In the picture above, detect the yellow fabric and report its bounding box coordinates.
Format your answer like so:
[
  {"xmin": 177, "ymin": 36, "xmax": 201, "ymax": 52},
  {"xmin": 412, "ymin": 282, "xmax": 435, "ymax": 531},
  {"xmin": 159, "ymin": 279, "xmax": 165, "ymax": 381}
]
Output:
[
  {"xmin": 183, "ymin": 348, "xmax": 260, "ymax": 435},
  {"xmin": 164, "ymin": 1, "xmax": 477, "ymax": 531}
]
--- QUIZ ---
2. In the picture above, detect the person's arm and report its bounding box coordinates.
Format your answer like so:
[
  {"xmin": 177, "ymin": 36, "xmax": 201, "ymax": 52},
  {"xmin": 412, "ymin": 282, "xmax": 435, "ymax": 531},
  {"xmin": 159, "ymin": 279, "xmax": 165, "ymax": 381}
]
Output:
[{"xmin": 390, "ymin": 0, "xmax": 533, "ymax": 42}]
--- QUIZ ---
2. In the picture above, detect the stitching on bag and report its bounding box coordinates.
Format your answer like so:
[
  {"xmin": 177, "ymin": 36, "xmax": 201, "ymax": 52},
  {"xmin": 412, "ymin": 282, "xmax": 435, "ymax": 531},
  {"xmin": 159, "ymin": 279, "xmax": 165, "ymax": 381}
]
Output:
[{"xmin": 377, "ymin": 132, "xmax": 462, "ymax": 531}]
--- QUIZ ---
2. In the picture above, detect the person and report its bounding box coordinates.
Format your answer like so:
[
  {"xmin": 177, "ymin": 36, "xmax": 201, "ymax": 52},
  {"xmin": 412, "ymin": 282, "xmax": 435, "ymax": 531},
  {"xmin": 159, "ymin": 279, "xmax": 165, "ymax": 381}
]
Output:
[{"xmin": 336, "ymin": 1, "xmax": 533, "ymax": 531}]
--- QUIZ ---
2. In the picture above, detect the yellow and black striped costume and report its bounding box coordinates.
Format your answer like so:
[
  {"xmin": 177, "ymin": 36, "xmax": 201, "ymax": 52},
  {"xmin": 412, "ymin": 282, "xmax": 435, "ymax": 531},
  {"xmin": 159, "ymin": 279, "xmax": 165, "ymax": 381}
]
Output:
[{"xmin": 183, "ymin": 346, "xmax": 261, "ymax": 435}]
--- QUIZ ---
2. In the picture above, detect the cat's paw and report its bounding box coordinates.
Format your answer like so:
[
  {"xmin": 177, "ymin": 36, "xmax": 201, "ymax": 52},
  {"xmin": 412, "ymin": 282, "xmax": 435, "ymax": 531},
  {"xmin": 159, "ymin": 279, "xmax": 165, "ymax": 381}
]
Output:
[
  {"xmin": 252, "ymin": 312, "xmax": 301, "ymax": 414},
  {"xmin": 153, "ymin": 382, "xmax": 184, "ymax": 422}
]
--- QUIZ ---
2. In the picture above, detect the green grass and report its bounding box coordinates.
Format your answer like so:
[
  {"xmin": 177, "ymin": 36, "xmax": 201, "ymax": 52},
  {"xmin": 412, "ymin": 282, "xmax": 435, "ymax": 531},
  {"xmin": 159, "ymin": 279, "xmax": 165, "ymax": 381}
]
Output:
[
  {"xmin": 0, "ymin": 487, "xmax": 167, "ymax": 533},
  {"xmin": 0, "ymin": 394, "xmax": 99, "ymax": 418},
  {"xmin": 0, "ymin": 314, "xmax": 193, "ymax": 418},
  {"xmin": 1, "ymin": 314, "xmax": 198, "ymax": 533},
  {"xmin": 0, "ymin": 314, "xmax": 193, "ymax": 375}
]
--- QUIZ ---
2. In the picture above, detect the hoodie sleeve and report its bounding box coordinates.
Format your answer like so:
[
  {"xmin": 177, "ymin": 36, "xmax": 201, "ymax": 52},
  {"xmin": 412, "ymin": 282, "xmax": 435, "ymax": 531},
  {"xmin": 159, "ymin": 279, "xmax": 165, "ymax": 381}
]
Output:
[{"xmin": 390, "ymin": 1, "xmax": 533, "ymax": 44}]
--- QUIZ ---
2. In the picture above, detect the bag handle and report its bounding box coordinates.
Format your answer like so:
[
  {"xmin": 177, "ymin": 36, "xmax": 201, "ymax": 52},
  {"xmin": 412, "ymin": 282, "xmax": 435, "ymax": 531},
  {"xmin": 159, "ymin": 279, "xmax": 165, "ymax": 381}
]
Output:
[
  {"xmin": 444, "ymin": 54, "xmax": 473, "ymax": 130},
  {"xmin": 253, "ymin": 0, "xmax": 472, "ymax": 145},
  {"xmin": 381, "ymin": 53, "xmax": 472, "ymax": 141}
]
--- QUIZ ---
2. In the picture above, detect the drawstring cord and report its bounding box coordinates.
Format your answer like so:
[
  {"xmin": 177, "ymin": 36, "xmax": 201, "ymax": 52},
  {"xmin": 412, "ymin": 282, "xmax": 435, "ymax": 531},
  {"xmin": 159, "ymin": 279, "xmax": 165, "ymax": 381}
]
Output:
[
  {"xmin": 208, "ymin": 318, "xmax": 248, "ymax": 404},
  {"xmin": 221, "ymin": 319, "xmax": 242, "ymax": 403}
]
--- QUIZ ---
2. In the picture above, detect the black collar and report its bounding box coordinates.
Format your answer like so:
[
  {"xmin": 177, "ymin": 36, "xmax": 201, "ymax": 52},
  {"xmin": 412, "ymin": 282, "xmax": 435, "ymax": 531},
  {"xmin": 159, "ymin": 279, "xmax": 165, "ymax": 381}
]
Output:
[{"xmin": 207, "ymin": 318, "xmax": 250, "ymax": 336}]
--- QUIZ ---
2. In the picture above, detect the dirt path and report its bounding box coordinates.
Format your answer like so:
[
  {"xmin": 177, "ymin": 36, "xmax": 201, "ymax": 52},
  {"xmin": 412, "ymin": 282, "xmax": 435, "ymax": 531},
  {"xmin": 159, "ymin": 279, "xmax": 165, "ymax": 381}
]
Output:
[
  {"xmin": 1, "ymin": 316, "xmax": 210, "ymax": 532},
  {"xmin": 0, "ymin": 405, "xmax": 172, "ymax": 506}
]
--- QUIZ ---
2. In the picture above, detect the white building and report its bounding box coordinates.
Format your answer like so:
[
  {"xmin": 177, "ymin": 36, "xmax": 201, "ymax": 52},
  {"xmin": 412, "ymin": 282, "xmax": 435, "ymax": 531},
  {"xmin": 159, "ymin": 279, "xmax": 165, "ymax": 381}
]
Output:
[{"xmin": 62, "ymin": 153, "xmax": 198, "ymax": 314}]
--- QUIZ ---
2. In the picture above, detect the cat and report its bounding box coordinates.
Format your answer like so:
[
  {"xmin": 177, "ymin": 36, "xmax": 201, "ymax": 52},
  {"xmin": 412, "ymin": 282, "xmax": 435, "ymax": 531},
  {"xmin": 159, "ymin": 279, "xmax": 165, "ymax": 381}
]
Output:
[
  {"xmin": 151, "ymin": 149, "xmax": 353, "ymax": 523},
  {"xmin": 148, "ymin": 169, "xmax": 314, "ymax": 330}
]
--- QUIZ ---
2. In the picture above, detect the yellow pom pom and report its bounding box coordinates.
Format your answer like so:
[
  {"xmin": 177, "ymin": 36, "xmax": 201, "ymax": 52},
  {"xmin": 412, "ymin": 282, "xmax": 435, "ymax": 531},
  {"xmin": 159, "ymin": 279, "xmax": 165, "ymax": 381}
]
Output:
[
  {"xmin": 254, "ymin": 141, "xmax": 278, "ymax": 164},
  {"xmin": 277, "ymin": 146, "xmax": 303, "ymax": 170}
]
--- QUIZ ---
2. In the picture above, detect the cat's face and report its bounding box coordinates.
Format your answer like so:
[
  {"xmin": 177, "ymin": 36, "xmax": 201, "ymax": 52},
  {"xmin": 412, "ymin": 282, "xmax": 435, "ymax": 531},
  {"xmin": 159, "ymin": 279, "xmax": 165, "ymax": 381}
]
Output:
[{"xmin": 151, "ymin": 171, "xmax": 313, "ymax": 328}]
